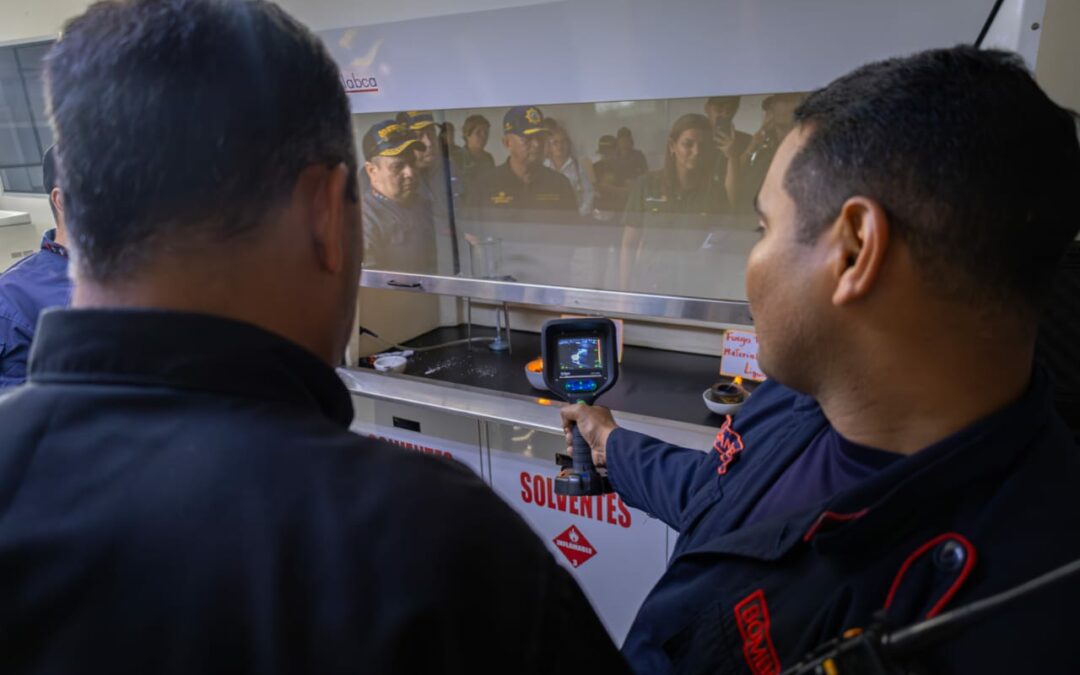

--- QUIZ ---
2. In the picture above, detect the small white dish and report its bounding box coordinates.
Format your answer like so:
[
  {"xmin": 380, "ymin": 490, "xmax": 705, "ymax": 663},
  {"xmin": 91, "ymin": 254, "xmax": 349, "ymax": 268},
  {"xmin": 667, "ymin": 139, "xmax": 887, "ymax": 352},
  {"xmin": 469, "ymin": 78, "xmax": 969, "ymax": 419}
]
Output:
[
  {"xmin": 703, "ymin": 387, "xmax": 747, "ymax": 416},
  {"xmin": 525, "ymin": 364, "xmax": 548, "ymax": 390},
  {"xmin": 374, "ymin": 355, "xmax": 407, "ymax": 374}
]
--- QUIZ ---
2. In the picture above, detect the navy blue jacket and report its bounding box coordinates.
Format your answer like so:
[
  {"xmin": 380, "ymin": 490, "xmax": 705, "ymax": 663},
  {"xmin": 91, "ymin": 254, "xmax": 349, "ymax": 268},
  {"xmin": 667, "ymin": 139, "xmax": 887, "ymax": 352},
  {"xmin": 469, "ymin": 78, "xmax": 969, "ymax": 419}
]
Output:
[
  {"xmin": 608, "ymin": 373, "xmax": 1080, "ymax": 674},
  {"xmin": 0, "ymin": 230, "xmax": 71, "ymax": 389},
  {"xmin": 0, "ymin": 309, "xmax": 627, "ymax": 675}
]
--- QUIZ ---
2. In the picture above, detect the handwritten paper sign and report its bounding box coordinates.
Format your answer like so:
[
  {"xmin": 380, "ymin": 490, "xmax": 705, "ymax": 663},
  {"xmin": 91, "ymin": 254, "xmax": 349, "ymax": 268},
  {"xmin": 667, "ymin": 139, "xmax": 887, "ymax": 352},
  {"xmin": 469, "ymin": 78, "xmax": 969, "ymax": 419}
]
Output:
[{"xmin": 720, "ymin": 330, "xmax": 766, "ymax": 382}]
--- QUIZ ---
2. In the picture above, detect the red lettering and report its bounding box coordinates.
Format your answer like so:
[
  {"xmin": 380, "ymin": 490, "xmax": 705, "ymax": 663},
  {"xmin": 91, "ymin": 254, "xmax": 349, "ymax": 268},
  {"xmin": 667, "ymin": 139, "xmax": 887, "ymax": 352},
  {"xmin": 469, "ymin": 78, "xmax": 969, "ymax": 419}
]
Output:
[
  {"xmin": 556, "ymin": 492, "xmax": 568, "ymax": 512},
  {"xmin": 616, "ymin": 496, "xmax": 632, "ymax": 528},
  {"xmin": 520, "ymin": 472, "xmax": 533, "ymax": 504},
  {"xmin": 535, "ymin": 473, "xmax": 547, "ymax": 507},
  {"xmin": 605, "ymin": 493, "xmax": 618, "ymax": 525},
  {"xmin": 580, "ymin": 495, "xmax": 594, "ymax": 519},
  {"xmin": 546, "ymin": 477, "xmax": 557, "ymax": 511},
  {"xmin": 569, "ymin": 496, "xmax": 580, "ymax": 516}
]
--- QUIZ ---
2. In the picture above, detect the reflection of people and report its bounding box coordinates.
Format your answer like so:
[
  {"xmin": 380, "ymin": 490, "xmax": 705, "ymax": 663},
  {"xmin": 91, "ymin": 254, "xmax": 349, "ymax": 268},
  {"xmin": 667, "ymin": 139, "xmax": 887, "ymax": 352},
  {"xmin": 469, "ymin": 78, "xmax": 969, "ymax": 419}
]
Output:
[
  {"xmin": 3, "ymin": 1, "xmax": 627, "ymax": 671},
  {"xmin": 361, "ymin": 119, "xmax": 436, "ymax": 273},
  {"xmin": 543, "ymin": 118, "xmax": 595, "ymax": 218},
  {"xmin": 704, "ymin": 96, "xmax": 751, "ymax": 205},
  {"xmin": 563, "ymin": 46, "xmax": 1080, "ymax": 674},
  {"xmin": 465, "ymin": 106, "xmax": 577, "ymax": 215},
  {"xmin": 622, "ymin": 114, "xmax": 729, "ymax": 225},
  {"xmin": 440, "ymin": 120, "xmax": 466, "ymax": 167},
  {"xmin": 0, "ymin": 145, "xmax": 72, "ymax": 388},
  {"xmin": 731, "ymin": 92, "xmax": 802, "ymax": 209},
  {"xmin": 461, "ymin": 114, "xmax": 495, "ymax": 173},
  {"xmin": 614, "ymin": 127, "xmax": 649, "ymax": 182},
  {"xmin": 396, "ymin": 110, "xmax": 452, "ymax": 217},
  {"xmin": 590, "ymin": 135, "xmax": 626, "ymax": 220},
  {"xmin": 619, "ymin": 115, "xmax": 730, "ymax": 291}
]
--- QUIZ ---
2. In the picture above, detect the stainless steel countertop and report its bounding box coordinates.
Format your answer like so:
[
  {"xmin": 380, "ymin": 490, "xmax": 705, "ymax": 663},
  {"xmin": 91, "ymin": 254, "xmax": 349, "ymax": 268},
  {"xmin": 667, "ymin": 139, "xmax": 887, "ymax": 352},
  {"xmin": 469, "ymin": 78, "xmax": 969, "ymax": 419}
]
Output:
[{"xmin": 338, "ymin": 367, "xmax": 717, "ymax": 450}]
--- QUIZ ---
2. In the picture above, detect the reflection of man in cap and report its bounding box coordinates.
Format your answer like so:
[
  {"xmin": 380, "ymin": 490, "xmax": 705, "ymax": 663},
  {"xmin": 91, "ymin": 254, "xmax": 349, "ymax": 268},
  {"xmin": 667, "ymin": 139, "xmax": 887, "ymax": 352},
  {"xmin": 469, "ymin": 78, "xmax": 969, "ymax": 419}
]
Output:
[
  {"xmin": 465, "ymin": 106, "xmax": 576, "ymax": 215},
  {"xmin": 361, "ymin": 120, "xmax": 436, "ymax": 273},
  {"xmin": 396, "ymin": 110, "xmax": 453, "ymax": 220},
  {"xmin": 731, "ymin": 92, "xmax": 804, "ymax": 210}
]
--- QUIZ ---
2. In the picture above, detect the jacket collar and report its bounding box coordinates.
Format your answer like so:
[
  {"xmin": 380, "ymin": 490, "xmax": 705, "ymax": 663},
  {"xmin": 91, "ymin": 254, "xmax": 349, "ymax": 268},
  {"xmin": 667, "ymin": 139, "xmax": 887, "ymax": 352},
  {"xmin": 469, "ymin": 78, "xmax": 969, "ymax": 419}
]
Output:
[
  {"xmin": 682, "ymin": 367, "xmax": 1057, "ymax": 561},
  {"xmin": 810, "ymin": 367, "xmax": 1057, "ymax": 552},
  {"xmin": 28, "ymin": 309, "xmax": 354, "ymax": 428}
]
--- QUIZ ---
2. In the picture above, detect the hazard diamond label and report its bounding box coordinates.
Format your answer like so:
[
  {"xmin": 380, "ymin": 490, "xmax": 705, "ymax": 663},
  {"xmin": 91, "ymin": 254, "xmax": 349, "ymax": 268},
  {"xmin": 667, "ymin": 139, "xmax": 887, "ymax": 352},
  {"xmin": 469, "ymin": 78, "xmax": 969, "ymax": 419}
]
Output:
[{"xmin": 553, "ymin": 525, "xmax": 597, "ymax": 568}]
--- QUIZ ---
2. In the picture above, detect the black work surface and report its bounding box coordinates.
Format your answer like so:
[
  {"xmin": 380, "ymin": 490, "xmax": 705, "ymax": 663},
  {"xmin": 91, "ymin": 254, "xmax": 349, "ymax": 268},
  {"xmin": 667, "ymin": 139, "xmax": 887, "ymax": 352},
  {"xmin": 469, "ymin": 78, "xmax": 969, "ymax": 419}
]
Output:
[{"xmin": 369, "ymin": 324, "xmax": 738, "ymax": 428}]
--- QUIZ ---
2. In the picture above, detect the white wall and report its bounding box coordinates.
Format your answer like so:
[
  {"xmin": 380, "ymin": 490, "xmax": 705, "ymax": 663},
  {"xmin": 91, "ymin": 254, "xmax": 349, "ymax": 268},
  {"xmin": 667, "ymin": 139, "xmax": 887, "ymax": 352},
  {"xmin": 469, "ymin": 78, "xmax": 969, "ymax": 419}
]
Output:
[
  {"xmin": 0, "ymin": 0, "xmax": 557, "ymax": 43},
  {"xmin": 1036, "ymin": 0, "xmax": 1080, "ymax": 112},
  {"xmin": 0, "ymin": 0, "xmax": 560, "ymax": 231}
]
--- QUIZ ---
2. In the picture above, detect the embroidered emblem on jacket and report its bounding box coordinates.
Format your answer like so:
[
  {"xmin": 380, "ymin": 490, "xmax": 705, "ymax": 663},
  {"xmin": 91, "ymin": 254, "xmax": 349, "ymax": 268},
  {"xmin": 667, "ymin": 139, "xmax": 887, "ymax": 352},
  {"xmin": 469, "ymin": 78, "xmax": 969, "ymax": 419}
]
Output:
[
  {"xmin": 734, "ymin": 589, "xmax": 781, "ymax": 675},
  {"xmin": 713, "ymin": 415, "xmax": 745, "ymax": 475}
]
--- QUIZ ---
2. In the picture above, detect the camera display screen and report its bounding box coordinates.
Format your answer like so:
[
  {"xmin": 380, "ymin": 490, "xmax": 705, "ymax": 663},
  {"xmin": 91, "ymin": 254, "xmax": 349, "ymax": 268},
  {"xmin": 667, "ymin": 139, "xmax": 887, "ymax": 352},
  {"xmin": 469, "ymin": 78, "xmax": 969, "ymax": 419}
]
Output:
[{"xmin": 557, "ymin": 336, "xmax": 602, "ymax": 373}]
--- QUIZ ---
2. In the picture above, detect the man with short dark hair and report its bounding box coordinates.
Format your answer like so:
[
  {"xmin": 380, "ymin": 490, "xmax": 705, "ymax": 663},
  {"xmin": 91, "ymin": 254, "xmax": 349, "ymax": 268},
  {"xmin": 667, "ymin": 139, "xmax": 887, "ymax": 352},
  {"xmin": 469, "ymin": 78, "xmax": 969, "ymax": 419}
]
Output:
[
  {"xmin": 0, "ymin": 145, "xmax": 71, "ymax": 389},
  {"xmin": 0, "ymin": 1, "xmax": 627, "ymax": 673},
  {"xmin": 465, "ymin": 106, "xmax": 577, "ymax": 217},
  {"xmin": 563, "ymin": 46, "xmax": 1080, "ymax": 673}
]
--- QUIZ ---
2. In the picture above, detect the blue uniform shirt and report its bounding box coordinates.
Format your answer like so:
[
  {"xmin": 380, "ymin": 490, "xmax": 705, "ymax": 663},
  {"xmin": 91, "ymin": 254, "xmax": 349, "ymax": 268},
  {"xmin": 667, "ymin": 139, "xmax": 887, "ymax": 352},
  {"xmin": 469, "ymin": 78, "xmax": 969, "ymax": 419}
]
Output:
[
  {"xmin": 606, "ymin": 373, "xmax": 1080, "ymax": 674},
  {"xmin": 0, "ymin": 229, "xmax": 72, "ymax": 389},
  {"xmin": 742, "ymin": 425, "xmax": 902, "ymax": 527}
]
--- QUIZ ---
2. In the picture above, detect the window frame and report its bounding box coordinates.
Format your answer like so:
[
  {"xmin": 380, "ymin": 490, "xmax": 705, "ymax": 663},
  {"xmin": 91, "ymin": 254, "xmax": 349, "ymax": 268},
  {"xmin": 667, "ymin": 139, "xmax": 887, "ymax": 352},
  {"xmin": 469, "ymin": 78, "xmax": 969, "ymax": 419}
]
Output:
[{"xmin": 0, "ymin": 37, "xmax": 56, "ymax": 196}]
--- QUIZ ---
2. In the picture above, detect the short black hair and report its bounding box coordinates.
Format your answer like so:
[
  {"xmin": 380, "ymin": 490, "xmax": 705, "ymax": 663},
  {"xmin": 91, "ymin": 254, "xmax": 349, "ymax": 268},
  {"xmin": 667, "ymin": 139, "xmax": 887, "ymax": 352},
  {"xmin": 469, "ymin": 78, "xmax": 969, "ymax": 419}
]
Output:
[
  {"xmin": 785, "ymin": 46, "xmax": 1080, "ymax": 313},
  {"xmin": 42, "ymin": 145, "xmax": 58, "ymax": 194},
  {"xmin": 42, "ymin": 145, "xmax": 59, "ymax": 221},
  {"xmin": 46, "ymin": 0, "xmax": 358, "ymax": 282}
]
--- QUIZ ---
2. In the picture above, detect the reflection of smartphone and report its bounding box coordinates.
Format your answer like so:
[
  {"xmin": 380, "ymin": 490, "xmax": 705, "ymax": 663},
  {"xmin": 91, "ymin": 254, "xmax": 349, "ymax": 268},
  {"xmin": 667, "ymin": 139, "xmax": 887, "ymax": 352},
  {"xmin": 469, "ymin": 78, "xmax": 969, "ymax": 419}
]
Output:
[{"xmin": 714, "ymin": 117, "xmax": 732, "ymax": 137}]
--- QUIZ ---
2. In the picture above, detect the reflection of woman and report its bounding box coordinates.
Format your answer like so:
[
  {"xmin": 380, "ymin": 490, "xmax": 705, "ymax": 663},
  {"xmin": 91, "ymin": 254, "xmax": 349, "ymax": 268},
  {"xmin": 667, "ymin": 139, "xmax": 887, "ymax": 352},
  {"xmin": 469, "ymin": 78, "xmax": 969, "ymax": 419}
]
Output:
[
  {"xmin": 623, "ymin": 114, "xmax": 728, "ymax": 223},
  {"xmin": 461, "ymin": 114, "xmax": 495, "ymax": 172},
  {"xmin": 543, "ymin": 119, "xmax": 595, "ymax": 218},
  {"xmin": 619, "ymin": 114, "xmax": 731, "ymax": 290}
]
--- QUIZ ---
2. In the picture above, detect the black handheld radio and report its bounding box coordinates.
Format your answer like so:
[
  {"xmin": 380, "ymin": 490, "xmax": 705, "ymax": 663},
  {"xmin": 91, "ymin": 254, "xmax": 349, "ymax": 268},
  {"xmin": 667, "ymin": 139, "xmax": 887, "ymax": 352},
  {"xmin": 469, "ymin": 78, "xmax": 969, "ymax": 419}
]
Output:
[{"xmin": 541, "ymin": 318, "xmax": 619, "ymax": 497}]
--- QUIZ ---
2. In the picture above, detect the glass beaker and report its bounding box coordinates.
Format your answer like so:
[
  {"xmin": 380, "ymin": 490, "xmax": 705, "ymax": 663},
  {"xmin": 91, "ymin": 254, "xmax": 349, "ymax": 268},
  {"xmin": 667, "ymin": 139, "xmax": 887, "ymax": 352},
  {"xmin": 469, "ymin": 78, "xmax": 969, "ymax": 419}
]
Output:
[{"xmin": 469, "ymin": 236, "xmax": 502, "ymax": 279}]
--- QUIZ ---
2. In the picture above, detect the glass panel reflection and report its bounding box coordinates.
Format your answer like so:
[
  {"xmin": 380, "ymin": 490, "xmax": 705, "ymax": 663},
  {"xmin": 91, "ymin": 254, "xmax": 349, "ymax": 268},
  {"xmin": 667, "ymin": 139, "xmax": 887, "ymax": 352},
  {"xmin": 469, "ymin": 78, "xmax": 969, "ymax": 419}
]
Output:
[{"xmin": 354, "ymin": 91, "xmax": 806, "ymax": 301}]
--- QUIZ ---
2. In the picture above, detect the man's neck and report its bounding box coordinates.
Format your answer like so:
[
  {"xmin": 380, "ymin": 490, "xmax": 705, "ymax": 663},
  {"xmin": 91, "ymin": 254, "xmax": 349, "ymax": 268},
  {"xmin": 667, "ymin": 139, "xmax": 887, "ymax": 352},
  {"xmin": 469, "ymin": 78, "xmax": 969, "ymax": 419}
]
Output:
[
  {"xmin": 71, "ymin": 256, "xmax": 337, "ymax": 365},
  {"xmin": 372, "ymin": 186, "xmax": 409, "ymax": 206},
  {"xmin": 508, "ymin": 157, "xmax": 534, "ymax": 183},
  {"xmin": 53, "ymin": 224, "xmax": 68, "ymax": 248},
  {"xmin": 815, "ymin": 331, "xmax": 1034, "ymax": 455}
]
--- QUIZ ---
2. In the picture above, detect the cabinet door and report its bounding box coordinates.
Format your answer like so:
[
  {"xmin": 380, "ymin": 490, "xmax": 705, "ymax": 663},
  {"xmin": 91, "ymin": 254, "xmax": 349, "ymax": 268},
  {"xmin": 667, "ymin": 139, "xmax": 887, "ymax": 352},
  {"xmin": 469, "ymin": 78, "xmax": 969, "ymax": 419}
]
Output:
[
  {"xmin": 348, "ymin": 395, "xmax": 485, "ymax": 477},
  {"xmin": 485, "ymin": 422, "xmax": 668, "ymax": 645}
]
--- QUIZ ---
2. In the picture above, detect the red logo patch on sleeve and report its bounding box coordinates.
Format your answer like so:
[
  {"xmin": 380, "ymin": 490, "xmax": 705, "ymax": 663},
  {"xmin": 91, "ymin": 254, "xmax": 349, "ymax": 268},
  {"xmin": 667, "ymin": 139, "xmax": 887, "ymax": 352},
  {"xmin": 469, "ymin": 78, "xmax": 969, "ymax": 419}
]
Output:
[
  {"xmin": 734, "ymin": 589, "xmax": 781, "ymax": 675},
  {"xmin": 713, "ymin": 415, "xmax": 745, "ymax": 475}
]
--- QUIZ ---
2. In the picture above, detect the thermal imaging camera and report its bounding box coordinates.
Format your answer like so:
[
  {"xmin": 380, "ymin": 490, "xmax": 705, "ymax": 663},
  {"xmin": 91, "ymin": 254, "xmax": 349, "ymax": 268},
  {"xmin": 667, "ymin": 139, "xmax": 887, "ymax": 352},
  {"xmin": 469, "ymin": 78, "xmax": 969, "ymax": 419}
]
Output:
[{"xmin": 541, "ymin": 318, "xmax": 619, "ymax": 496}]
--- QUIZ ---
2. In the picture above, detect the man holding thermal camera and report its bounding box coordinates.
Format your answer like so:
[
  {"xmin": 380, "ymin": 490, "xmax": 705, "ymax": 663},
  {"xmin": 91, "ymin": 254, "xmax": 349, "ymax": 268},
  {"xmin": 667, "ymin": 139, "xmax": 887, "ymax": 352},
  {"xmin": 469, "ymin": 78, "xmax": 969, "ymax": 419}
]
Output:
[{"xmin": 563, "ymin": 46, "xmax": 1080, "ymax": 674}]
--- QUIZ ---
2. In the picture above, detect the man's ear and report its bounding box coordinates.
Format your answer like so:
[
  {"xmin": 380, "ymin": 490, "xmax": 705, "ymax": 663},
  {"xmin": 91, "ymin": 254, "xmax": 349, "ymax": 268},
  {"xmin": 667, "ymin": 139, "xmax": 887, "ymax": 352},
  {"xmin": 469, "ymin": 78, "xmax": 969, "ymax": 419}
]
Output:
[
  {"xmin": 50, "ymin": 187, "xmax": 63, "ymax": 215},
  {"xmin": 299, "ymin": 163, "xmax": 350, "ymax": 274},
  {"xmin": 830, "ymin": 196, "xmax": 890, "ymax": 306}
]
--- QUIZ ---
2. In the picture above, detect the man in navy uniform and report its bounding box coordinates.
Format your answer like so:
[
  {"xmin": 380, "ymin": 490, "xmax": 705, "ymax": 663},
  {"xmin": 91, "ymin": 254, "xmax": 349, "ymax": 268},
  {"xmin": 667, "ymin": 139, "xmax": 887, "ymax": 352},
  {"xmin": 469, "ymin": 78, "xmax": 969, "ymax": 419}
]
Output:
[
  {"xmin": 465, "ymin": 106, "xmax": 577, "ymax": 217},
  {"xmin": 563, "ymin": 47, "xmax": 1080, "ymax": 674},
  {"xmin": 0, "ymin": 1, "xmax": 628, "ymax": 673},
  {"xmin": 361, "ymin": 119, "xmax": 437, "ymax": 273},
  {"xmin": 0, "ymin": 145, "xmax": 72, "ymax": 388}
]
